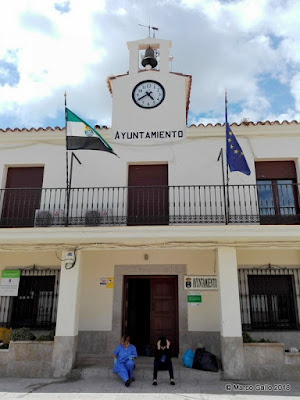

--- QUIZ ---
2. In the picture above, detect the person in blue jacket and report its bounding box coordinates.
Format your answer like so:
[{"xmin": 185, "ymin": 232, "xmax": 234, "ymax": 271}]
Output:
[{"xmin": 113, "ymin": 335, "xmax": 137, "ymax": 387}]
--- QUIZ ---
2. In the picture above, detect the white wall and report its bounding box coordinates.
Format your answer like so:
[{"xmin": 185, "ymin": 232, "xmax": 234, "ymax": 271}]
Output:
[
  {"xmin": 1, "ymin": 247, "xmax": 299, "ymax": 334},
  {"xmin": 111, "ymin": 73, "xmax": 187, "ymax": 140},
  {"xmin": 1, "ymin": 124, "xmax": 299, "ymax": 191},
  {"xmin": 76, "ymin": 247, "xmax": 300, "ymax": 332},
  {"xmin": 0, "ymin": 141, "xmax": 66, "ymax": 188},
  {"xmin": 78, "ymin": 249, "xmax": 218, "ymax": 331}
]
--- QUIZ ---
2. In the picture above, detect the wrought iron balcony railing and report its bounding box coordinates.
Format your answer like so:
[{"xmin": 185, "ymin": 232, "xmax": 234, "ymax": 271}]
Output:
[{"xmin": 0, "ymin": 183, "xmax": 299, "ymax": 228}]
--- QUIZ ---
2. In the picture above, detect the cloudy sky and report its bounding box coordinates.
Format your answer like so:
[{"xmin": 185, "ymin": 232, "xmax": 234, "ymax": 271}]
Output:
[{"xmin": 0, "ymin": 0, "xmax": 299, "ymax": 130}]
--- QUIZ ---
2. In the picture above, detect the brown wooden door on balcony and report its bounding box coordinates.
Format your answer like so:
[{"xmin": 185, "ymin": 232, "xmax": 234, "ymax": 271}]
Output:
[
  {"xmin": 127, "ymin": 164, "xmax": 168, "ymax": 225},
  {"xmin": 1, "ymin": 167, "xmax": 44, "ymax": 227},
  {"xmin": 255, "ymin": 161, "xmax": 300, "ymax": 224}
]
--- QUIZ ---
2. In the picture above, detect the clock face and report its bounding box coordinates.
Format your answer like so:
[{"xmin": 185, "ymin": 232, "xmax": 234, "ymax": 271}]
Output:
[{"xmin": 132, "ymin": 80, "xmax": 165, "ymax": 109}]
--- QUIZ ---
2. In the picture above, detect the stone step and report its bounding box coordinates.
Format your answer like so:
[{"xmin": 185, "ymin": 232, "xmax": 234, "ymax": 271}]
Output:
[{"xmin": 72, "ymin": 356, "xmax": 222, "ymax": 381}]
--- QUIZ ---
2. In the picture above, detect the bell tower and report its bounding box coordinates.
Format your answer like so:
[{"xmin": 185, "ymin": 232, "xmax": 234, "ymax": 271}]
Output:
[
  {"xmin": 107, "ymin": 37, "xmax": 191, "ymax": 145},
  {"xmin": 127, "ymin": 38, "xmax": 171, "ymax": 75}
]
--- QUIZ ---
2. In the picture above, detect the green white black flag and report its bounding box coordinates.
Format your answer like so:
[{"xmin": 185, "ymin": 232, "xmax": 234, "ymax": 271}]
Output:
[{"xmin": 66, "ymin": 108, "xmax": 117, "ymax": 155}]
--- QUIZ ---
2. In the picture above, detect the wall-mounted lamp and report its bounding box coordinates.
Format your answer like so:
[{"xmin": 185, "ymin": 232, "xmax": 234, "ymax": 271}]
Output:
[{"xmin": 65, "ymin": 251, "xmax": 76, "ymax": 269}]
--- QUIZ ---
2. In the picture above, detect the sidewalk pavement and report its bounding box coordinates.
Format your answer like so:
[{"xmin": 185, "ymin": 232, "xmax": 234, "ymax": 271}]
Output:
[{"xmin": 0, "ymin": 376, "xmax": 299, "ymax": 400}]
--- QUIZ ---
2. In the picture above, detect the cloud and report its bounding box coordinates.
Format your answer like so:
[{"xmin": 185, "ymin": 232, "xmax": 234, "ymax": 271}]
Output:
[
  {"xmin": 54, "ymin": 1, "xmax": 71, "ymax": 14},
  {"xmin": 290, "ymin": 73, "xmax": 300, "ymax": 119},
  {"xmin": 19, "ymin": 11, "xmax": 58, "ymax": 36},
  {"xmin": 0, "ymin": 0, "xmax": 298, "ymax": 129},
  {"xmin": 115, "ymin": 7, "xmax": 127, "ymax": 16},
  {"xmin": 0, "ymin": 60, "xmax": 20, "ymax": 86}
]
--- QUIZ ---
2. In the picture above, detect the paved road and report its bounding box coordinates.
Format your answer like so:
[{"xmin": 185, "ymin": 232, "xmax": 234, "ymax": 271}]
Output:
[{"xmin": 0, "ymin": 377, "xmax": 299, "ymax": 400}]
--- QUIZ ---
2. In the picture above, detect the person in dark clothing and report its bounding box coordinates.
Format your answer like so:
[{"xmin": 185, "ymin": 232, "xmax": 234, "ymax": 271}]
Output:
[{"xmin": 152, "ymin": 336, "xmax": 175, "ymax": 385}]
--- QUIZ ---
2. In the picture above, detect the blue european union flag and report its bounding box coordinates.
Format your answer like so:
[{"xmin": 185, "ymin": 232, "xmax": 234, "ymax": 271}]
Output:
[{"xmin": 226, "ymin": 122, "xmax": 251, "ymax": 175}]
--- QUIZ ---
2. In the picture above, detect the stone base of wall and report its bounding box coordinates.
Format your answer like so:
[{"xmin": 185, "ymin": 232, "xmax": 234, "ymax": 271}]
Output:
[
  {"xmin": 52, "ymin": 335, "xmax": 78, "ymax": 378},
  {"xmin": 77, "ymin": 331, "xmax": 221, "ymax": 359},
  {"xmin": 220, "ymin": 336, "xmax": 245, "ymax": 379},
  {"xmin": 0, "ymin": 341, "xmax": 54, "ymax": 378},
  {"xmin": 78, "ymin": 331, "xmax": 112, "ymax": 356},
  {"xmin": 0, "ymin": 337, "xmax": 79, "ymax": 378},
  {"xmin": 180, "ymin": 331, "xmax": 221, "ymax": 358},
  {"xmin": 244, "ymin": 343, "xmax": 300, "ymax": 381},
  {"xmin": 3, "ymin": 336, "xmax": 299, "ymax": 380},
  {"xmin": 285, "ymin": 352, "xmax": 300, "ymax": 366},
  {"xmin": 245, "ymin": 331, "xmax": 300, "ymax": 350},
  {"xmin": 0, "ymin": 349, "xmax": 9, "ymax": 377}
]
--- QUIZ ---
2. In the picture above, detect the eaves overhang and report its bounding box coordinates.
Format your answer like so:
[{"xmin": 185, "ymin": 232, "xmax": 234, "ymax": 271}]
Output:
[{"xmin": 0, "ymin": 225, "xmax": 299, "ymax": 251}]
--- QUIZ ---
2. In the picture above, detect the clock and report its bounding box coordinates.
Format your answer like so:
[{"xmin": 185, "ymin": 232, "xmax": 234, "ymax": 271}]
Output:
[{"xmin": 132, "ymin": 80, "xmax": 165, "ymax": 109}]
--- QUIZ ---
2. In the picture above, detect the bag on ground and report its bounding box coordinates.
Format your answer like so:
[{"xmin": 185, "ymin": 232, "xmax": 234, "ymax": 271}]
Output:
[
  {"xmin": 182, "ymin": 348, "xmax": 195, "ymax": 368},
  {"xmin": 192, "ymin": 347, "xmax": 219, "ymax": 372}
]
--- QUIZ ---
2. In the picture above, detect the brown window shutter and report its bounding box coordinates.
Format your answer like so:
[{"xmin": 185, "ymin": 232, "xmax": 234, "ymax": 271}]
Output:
[
  {"xmin": 255, "ymin": 161, "xmax": 296, "ymax": 180},
  {"xmin": 2, "ymin": 167, "xmax": 44, "ymax": 227},
  {"xmin": 6, "ymin": 167, "xmax": 44, "ymax": 188}
]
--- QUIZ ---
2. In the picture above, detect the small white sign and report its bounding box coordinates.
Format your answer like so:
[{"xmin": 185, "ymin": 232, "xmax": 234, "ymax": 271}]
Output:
[
  {"xmin": 184, "ymin": 275, "xmax": 218, "ymax": 290},
  {"xmin": 187, "ymin": 292, "xmax": 202, "ymax": 306},
  {"xmin": 100, "ymin": 278, "xmax": 107, "ymax": 286},
  {"xmin": 0, "ymin": 270, "xmax": 21, "ymax": 296}
]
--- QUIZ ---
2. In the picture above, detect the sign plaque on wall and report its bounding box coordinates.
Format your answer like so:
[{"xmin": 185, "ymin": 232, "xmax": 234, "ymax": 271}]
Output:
[
  {"xmin": 187, "ymin": 294, "xmax": 202, "ymax": 306},
  {"xmin": 106, "ymin": 277, "xmax": 114, "ymax": 288},
  {"xmin": 184, "ymin": 275, "xmax": 218, "ymax": 290},
  {"xmin": 99, "ymin": 277, "xmax": 114, "ymax": 288},
  {"xmin": 0, "ymin": 270, "xmax": 21, "ymax": 296}
]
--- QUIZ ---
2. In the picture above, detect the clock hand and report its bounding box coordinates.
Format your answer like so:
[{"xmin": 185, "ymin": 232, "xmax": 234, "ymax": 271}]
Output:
[
  {"xmin": 138, "ymin": 93, "xmax": 148, "ymax": 101},
  {"xmin": 138, "ymin": 91, "xmax": 155, "ymax": 101}
]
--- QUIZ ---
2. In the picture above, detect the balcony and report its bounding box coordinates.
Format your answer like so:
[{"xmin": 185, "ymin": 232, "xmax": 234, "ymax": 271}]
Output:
[{"xmin": 0, "ymin": 183, "xmax": 299, "ymax": 228}]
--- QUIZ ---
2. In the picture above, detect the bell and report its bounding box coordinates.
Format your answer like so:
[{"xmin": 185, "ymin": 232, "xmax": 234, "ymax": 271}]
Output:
[{"xmin": 141, "ymin": 46, "xmax": 157, "ymax": 69}]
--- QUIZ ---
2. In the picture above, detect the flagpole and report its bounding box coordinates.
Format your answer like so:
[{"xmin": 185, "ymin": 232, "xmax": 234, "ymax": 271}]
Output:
[
  {"xmin": 217, "ymin": 148, "xmax": 228, "ymax": 225},
  {"xmin": 64, "ymin": 91, "xmax": 69, "ymax": 227},
  {"xmin": 225, "ymin": 90, "xmax": 229, "ymax": 185},
  {"xmin": 69, "ymin": 152, "xmax": 82, "ymax": 191},
  {"xmin": 225, "ymin": 90, "xmax": 230, "ymax": 224}
]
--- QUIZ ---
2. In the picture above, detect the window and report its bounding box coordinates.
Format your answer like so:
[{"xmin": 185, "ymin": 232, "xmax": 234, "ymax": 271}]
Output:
[
  {"xmin": 239, "ymin": 268, "xmax": 299, "ymax": 331},
  {"xmin": 0, "ymin": 269, "xmax": 60, "ymax": 330},
  {"xmin": 248, "ymin": 275, "xmax": 296, "ymax": 329},
  {"xmin": 1, "ymin": 167, "xmax": 44, "ymax": 227},
  {"xmin": 255, "ymin": 161, "xmax": 300, "ymax": 224}
]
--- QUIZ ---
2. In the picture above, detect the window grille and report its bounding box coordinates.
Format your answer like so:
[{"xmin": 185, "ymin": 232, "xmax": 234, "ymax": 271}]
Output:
[
  {"xmin": 238, "ymin": 267, "xmax": 300, "ymax": 330},
  {"xmin": 0, "ymin": 268, "xmax": 60, "ymax": 330}
]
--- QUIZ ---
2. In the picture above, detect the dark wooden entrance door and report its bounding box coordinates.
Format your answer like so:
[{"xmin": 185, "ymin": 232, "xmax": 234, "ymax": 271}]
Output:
[
  {"xmin": 127, "ymin": 165, "xmax": 169, "ymax": 225},
  {"xmin": 1, "ymin": 167, "xmax": 44, "ymax": 227},
  {"xmin": 150, "ymin": 276, "xmax": 178, "ymax": 356},
  {"xmin": 123, "ymin": 276, "xmax": 178, "ymax": 357}
]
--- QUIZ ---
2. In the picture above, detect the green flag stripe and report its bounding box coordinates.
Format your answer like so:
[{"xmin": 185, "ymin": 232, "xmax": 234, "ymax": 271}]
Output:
[
  {"xmin": 66, "ymin": 108, "xmax": 113, "ymax": 151},
  {"xmin": 66, "ymin": 108, "xmax": 82, "ymax": 123}
]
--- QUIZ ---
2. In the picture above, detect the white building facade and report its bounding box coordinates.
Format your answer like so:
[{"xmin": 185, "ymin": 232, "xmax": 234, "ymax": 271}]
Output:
[{"xmin": 0, "ymin": 37, "xmax": 299, "ymax": 380}]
